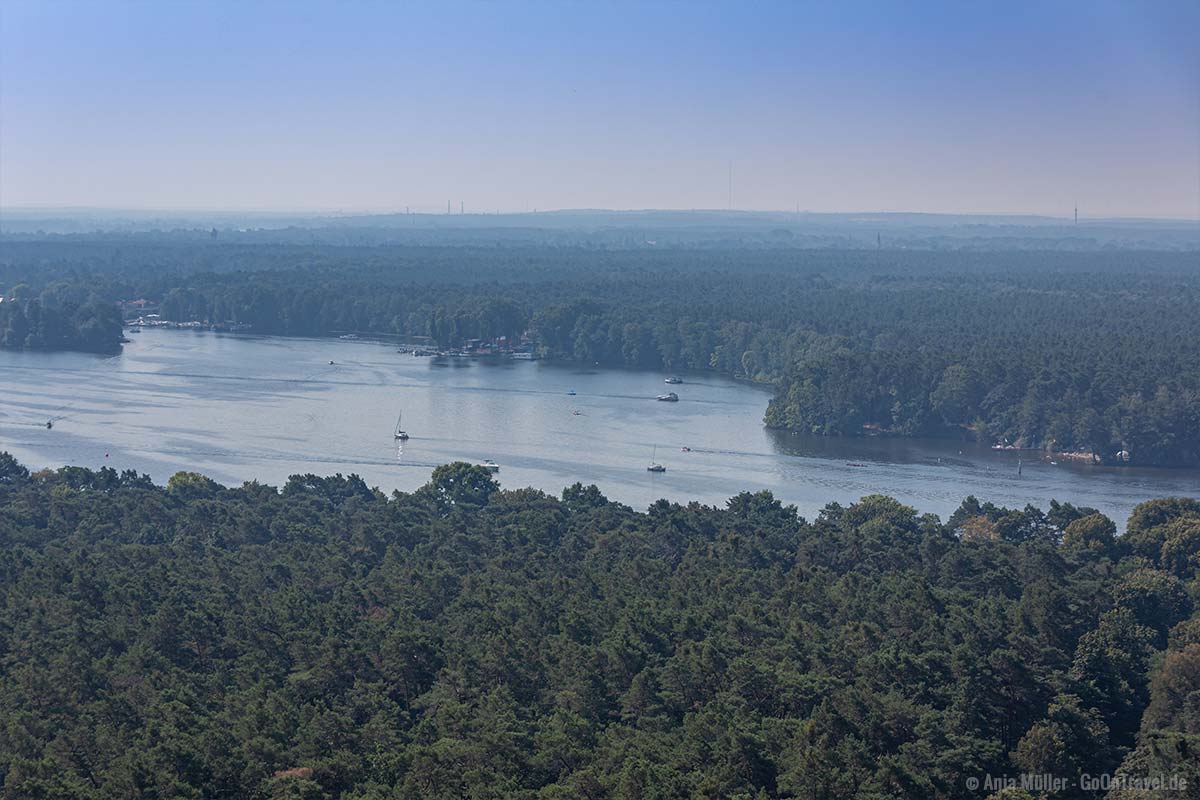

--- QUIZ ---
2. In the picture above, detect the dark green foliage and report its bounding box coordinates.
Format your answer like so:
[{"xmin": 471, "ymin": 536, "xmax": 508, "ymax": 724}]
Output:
[
  {"xmin": 1061, "ymin": 513, "xmax": 1118, "ymax": 558},
  {"xmin": 0, "ymin": 291, "xmax": 123, "ymax": 352},
  {"xmin": 1110, "ymin": 626, "xmax": 1200, "ymax": 793},
  {"xmin": 421, "ymin": 462, "xmax": 500, "ymax": 512},
  {"xmin": 1, "ymin": 452, "xmax": 1198, "ymax": 797},
  {"xmin": 0, "ymin": 452, "xmax": 29, "ymax": 485},
  {"xmin": 1011, "ymin": 694, "xmax": 1112, "ymax": 781},
  {"xmin": 1112, "ymin": 570, "xmax": 1191, "ymax": 648}
]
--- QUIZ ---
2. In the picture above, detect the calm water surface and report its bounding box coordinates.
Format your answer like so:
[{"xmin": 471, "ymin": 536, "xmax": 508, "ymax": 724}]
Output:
[{"xmin": 1, "ymin": 330, "xmax": 1196, "ymax": 525}]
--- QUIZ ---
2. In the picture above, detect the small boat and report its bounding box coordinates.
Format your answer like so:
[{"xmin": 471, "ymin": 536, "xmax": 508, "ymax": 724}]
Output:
[
  {"xmin": 647, "ymin": 445, "xmax": 666, "ymax": 472},
  {"xmin": 664, "ymin": 377, "xmax": 682, "ymax": 384},
  {"xmin": 566, "ymin": 389, "xmax": 577, "ymax": 396},
  {"xmin": 846, "ymin": 462, "xmax": 867, "ymax": 467},
  {"xmin": 656, "ymin": 392, "xmax": 679, "ymax": 402},
  {"xmin": 681, "ymin": 446, "xmax": 691, "ymax": 452},
  {"xmin": 572, "ymin": 410, "xmax": 582, "ymax": 416},
  {"xmin": 329, "ymin": 360, "xmax": 335, "ymax": 365},
  {"xmin": 393, "ymin": 412, "xmax": 409, "ymax": 441},
  {"xmin": 45, "ymin": 420, "xmax": 53, "ymax": 430},
  {"xmin": 478, "ymin": 460, "xmax": 500, "ymax": 473}
]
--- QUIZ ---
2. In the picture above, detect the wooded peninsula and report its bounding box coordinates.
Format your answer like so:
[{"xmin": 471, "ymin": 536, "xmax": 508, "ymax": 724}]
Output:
[{"xmin": 2, "ymin": 235, "xmax": 1198, "ymax": 465}]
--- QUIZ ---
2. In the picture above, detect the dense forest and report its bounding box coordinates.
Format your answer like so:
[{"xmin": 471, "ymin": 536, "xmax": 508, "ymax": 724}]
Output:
[
  {"xmin": 2, "ymin": 240, "xmax": 1199, "ymax": 465},
  {"xmin": 1, "ymin": 452, "xmax": 1199, "ymax": 798},
  {"xmin": 0, "ymin": 283, "xmax": 123, "ymax": 352}
]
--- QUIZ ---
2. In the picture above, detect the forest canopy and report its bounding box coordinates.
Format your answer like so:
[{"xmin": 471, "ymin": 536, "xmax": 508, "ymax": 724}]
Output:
[
  {"xmin": 1, "ymin": 453, "xmax": 1199, "ymax": 798},
  {"xmin": 0, "ymin": 287, "xmax": 122, "ymax": 352}
]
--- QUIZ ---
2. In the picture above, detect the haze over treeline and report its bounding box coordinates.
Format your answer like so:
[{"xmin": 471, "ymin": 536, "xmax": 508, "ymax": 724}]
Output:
[{"xmin": 2, "ymin": 209, "xmax": 1197, "ymax": 251}]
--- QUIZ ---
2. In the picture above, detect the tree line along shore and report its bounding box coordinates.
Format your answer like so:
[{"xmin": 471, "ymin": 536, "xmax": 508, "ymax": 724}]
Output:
[{"xmin": 2, "ymin": 243, "xmax": 1197, "ymax": 466}]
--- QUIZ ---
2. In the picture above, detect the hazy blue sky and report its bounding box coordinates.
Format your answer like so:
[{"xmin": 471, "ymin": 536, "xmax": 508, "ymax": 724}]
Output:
[{"xmin": 2, "ymin": 0, "xmax": 1197, "ymax": 217}]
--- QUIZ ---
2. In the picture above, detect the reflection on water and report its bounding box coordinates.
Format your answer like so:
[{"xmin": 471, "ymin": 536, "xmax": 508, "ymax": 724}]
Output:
[{"xmin": 1, "ymin": 329, "xmax": 1196, "ymax": 526}]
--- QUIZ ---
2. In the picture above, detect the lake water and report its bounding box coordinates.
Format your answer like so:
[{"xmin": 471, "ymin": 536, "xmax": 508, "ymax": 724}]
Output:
[{"xmin": 1, "ymin": 330, "xmax": 1196, "ymax": 526}]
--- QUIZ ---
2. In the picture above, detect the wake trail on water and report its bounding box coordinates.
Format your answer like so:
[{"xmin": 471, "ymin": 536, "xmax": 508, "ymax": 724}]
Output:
[
  {"xmin": 0, "ymin": 434, "xmax": 449, "ymax": 472},
  {"xmin": 0, "ymin": 363, "xmax": 749, "ymax": 409}
]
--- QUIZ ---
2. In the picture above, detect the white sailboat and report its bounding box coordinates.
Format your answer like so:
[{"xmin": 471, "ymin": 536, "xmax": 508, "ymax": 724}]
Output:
[
  {"xmin": 394, "ymin": 412, "xmax": 410, "ymax": 440},
  {"xmin": 647, "ymin": 445, "xmax": 665, "ymax": 472}
]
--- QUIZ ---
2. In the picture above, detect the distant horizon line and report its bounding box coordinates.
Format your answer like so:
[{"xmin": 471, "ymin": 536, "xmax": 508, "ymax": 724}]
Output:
[{"xmin": 2, "ymin": 204, "xmax": 1198, "ymax": 224}]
